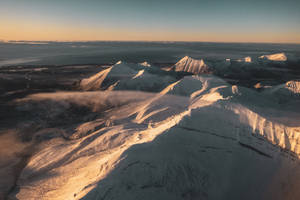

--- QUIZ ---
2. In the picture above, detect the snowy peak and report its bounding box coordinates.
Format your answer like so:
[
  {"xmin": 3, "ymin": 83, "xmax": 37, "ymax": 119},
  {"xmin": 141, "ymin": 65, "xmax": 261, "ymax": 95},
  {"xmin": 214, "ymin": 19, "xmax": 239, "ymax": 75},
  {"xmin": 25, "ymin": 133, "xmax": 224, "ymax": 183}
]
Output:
[
  {"xmin": 80, "ymin": 61, "xmax": 176, "ymax": 92},
  {"xmin": 286, "ymin": 80, "xmax": 300, "ymax": 94},
  {"xmin": 178, "ymin": 56, "xmax": 206, "ymax": 67},
  {"xmin": 263, "ymin": 80, "xmax": 300, "ymax": 98},
  {"xmin": 237, "ymin": 56, "xmax": 252, "ymax": 63},
  {"xmin": 139, "ymin": 61, "xmax": 151, "ymax": 67},
  {"xmin": 244, "ymin": 56, "xmax": 252, "ymax": 63},
  {"xmin": 174, "ymin": 56, "xmax": 212, "ymax": 74},
  {"xmin": 132, "ymin": 69, "xmax": 145, "ymax": 79},
  {"xmin": 179, "ymin": 56, "xmax": 193, "ymax": 63},
  {"xmin": 259, "ymin": 53, "xmax": 287, "ymax": 61}
]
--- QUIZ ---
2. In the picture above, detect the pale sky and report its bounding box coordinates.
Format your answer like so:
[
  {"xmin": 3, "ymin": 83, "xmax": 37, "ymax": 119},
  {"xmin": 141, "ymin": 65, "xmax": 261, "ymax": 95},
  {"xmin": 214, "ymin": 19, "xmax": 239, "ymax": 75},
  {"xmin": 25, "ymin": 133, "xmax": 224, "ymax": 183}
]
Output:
[{"xmin": 1, "ymin": 0, "xmax": 300, "ymax": 43}]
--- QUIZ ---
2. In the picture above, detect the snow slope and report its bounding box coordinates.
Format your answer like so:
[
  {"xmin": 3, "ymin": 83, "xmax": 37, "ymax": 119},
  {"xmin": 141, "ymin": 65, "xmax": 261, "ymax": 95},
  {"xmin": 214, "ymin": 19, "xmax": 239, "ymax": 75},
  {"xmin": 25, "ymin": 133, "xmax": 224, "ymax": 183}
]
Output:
[
  {"xmin": 80, "ymin": 61, "xmax": 137, "ymax": 90},
  {"xmin": 9, "ymin": 73, "xmax": 300, "ymax": 200}
]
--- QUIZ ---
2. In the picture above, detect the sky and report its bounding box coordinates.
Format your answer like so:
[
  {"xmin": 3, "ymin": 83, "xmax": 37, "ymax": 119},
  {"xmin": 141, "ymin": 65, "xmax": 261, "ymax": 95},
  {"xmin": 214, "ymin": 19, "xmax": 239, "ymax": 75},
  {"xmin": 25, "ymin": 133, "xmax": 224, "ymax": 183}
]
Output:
[{"xmin": 0, "ymin": 0, "xmax": 300, "ymax": 43}]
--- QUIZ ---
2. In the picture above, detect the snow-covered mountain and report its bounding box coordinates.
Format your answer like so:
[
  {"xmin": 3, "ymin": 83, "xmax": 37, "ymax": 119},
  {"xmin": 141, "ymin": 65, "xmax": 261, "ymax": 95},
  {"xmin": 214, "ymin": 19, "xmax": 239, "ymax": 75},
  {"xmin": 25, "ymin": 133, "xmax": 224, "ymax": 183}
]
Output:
[
  {"xmin": 259, "ymin": 53, "xmax": 287, "ymax": 62},
  {"xmin": 286, "ymin": 80, "xmax": 300, "ymax": 94},
  {"xmin": 237, "ymin": 56, "xmax": 252, "ymax": 63},
  {"xmin": 80, "ymin": 61, "xmax": 176, "ymax": 92},
  {"xmin": 9, "ymin": 64, "xmax": 300, "ymax": 200},
  {"xmin": 139, "ymin": 61, "xmax": 151, "ymax": 67},
  {"xmin": 263, "ymin": 80, "xmax": 300, "ymax": 98},
  {"xmin": 172, "ymin": 56, "xmax": 212, "ymax": 74}
]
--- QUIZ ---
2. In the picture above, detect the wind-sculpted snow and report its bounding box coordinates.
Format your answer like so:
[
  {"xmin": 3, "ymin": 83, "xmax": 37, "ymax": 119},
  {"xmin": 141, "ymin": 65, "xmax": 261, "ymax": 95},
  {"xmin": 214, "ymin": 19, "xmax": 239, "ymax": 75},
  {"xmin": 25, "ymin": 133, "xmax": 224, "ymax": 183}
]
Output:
[{"xmin": 9, "ymin": 69, "xmax": 300, "ymax": 200}]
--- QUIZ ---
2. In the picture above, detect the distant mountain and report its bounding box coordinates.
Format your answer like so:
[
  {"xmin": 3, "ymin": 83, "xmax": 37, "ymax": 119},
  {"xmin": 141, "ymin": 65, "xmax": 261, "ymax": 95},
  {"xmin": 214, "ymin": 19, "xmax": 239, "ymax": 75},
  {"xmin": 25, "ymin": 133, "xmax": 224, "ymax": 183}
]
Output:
[
  {"xmin": 236, "ymin": 56, "xmax": 252, "ymax": 63},
  {"xmin": 264, "ymin": 80, "xmax": 300, "ymax": 97},
  {"xmin": 80, "ymin": 61, "xmax": 176, "ymax": 92},
  {"xmin": 259, "ymin": 53, "xmax": 287, "ymax": 61},
  {"xmin": 139, "ymin": 61, "xmax": 151, "ymax": 67},
  {"xmin": 172, "ymin": 56, "xmax": 212, "ymax": 74}
]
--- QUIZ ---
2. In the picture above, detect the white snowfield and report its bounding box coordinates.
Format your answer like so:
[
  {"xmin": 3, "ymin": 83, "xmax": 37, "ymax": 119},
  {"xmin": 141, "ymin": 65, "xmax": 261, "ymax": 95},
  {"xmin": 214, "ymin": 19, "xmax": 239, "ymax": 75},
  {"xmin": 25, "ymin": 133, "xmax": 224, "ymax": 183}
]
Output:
[
  {"xmin": 9, "ymin": 60, "xmax": 300, "ymax": 200},
  {"xmin": 259, "ymin": 53, "xmax": 288, "ymax": 62}
]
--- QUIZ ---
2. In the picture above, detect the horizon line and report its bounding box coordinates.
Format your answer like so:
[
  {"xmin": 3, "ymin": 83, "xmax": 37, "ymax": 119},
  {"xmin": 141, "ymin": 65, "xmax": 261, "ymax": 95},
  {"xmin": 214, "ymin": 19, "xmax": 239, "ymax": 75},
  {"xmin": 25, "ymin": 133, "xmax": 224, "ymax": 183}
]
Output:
[{"xmin": 1, "ymin": 39, "xmax": 300, "ymax": 45}]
